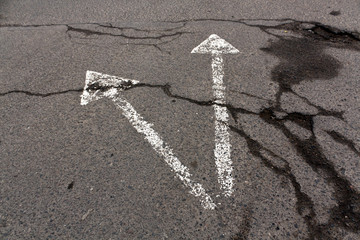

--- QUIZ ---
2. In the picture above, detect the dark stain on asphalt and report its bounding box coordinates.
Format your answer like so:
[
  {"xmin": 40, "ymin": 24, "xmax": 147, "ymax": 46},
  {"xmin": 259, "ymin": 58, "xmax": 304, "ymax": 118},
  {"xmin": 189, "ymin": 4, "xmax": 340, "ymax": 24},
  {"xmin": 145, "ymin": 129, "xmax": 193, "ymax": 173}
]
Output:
[
  {"xmin": 1, "ymin": 18, "xmax": 360, "ymax": 239},
  {"xmin": 134, "ymin": 18, "xmax": 360, "ymax": 239},
  {"xmin": 67, "ymin": 181, "xmax": 74, "ymax": 190},
  {"xmin": 190, "ymin": 161, "xmax": 198, "ymax": 168},
  {"xmin": 261, "ymin": 39, "xmax": 341, "ymax": 83},
  {"xmin": 330, "ymin": 11, "xmax": 341, "ymax": 16},
  {"xmin": 53, "ymin": 54, "xmax": 359, "ymax": 239},
  {"xmin": 231, "ymin": 19, "xmax": 360, "ymax": 239},
  {"xmin": 260, "ymin": 38, "xmax": 342, "ymax": 104}
]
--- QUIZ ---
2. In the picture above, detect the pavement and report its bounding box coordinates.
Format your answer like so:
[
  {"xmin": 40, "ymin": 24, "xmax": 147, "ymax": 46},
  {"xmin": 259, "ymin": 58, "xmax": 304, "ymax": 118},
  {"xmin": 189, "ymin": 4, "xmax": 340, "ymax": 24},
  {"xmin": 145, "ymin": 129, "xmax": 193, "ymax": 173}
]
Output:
[{"xmin": 1, "ymin": 1, "xmax": 360, "ymax": 239}]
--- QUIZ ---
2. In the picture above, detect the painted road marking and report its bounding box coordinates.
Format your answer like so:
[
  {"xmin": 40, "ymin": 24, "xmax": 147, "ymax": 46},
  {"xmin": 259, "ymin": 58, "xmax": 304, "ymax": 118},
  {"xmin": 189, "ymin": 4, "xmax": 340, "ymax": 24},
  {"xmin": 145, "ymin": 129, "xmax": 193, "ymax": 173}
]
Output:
[
  {"xmin": 81, "ymin": 35, "xmax": 239, "ymax": 208},
  {"xmin": 192, "ymin": 34, "xmax": 239, "ymax": 196},
  {"xmin": 81, "ymin": 71, "xmax": 216, "ymax": 210}
]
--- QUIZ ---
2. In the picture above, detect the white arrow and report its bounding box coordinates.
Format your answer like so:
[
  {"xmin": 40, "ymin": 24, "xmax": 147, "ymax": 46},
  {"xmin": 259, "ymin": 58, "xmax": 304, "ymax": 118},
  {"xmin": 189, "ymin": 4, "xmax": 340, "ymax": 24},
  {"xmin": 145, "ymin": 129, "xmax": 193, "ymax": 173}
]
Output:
[
  {"xmin": 81, "ymin": 71, "xmax": 216, "ymax": 210},
  {"xmin": 192, "ymin": 34, "xmax": 239, "ymax": 197}
]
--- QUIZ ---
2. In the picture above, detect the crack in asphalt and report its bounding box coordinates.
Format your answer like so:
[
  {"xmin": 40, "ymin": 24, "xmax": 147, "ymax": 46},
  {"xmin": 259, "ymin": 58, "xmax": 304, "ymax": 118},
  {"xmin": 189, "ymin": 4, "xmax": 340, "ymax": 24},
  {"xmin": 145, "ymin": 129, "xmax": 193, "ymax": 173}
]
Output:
[
  {"xmin": 229, "ymin": 125, "xmax": 328, "ymax": 240},
  {"xmin": 219, "ymin": 18, "xmax": 360, "ymax": 238},
  {"xmin": 168, "ymin": 18, "xmax": 360, "ymax": 46},
  {"xmin": 87, "ymin": 81, "xmax": 258, "ymax": 117},
  {"xmin": 1, "ymin": 80, "xmax": 359, "ymax": 238},
  {"xmin": 0, "ymin": 22, "xmax": 188, "ymax": 55},
  {"xmin": 3, "ymin": 18, "xmax": 359, "ymax": 43},
  {"xmin": 65, "ymin": 25, "xmax": 191, "ymax": 40},
  {"xmin": 128, "ymin": 18, "xmax": 360, "ymax": 237},
  {"xmin": 256, "ymin": 108, "xmax": 360, "ymax": 239},
  {"xmin": 2, "ymin": 18, "xmax": 360, "ymax": 239},
  {"xmin": 65, "ymin": 24, "xmax": 188, "ymax": 55},
  {"xmin": 3, "ymin": 18, "xmax": 359, "ymax": 56},
  {"xmin": 68, "ymin": 35, "xmax": 179, "ymax": 55},
  {"xmin": 97, "ymin": 81, "xmax": 360, "ymax": 238},
  {"xmin": 94, "ymin": 22, "xmax": 187, "ymax": 33},
  {"xmin": 0, "ymin": 89, "xmax": 83, "ymax": 97}
]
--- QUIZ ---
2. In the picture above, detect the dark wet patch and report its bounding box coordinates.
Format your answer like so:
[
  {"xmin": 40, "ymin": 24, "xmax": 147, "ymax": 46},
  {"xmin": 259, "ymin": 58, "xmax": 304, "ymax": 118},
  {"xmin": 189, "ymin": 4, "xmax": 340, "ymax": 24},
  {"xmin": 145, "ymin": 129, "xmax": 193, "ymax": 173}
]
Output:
[
  {"xmin": 227, "ymin": 19, "xmax": 360, "ymax": 238},
  {"xmin": 79, "ymin": 19, "xmax": 360, "ymax": 238},
  {"xmin": 330, "ymin": 11, "xmax": 341, "ymax": 16},
  {"xmin": 226, "ymin": 104, "xmax": 360, "ymax": 237},
  {"xmin": 261, "ymin": 39, "xmax": 341, "ymax": 84},
  {"xmin": 260, "ymin": 38, "xmax": 341, "ymax": 104},
  {"xmin": 2, "ymin": 17, "xmax": 360, "ymax": 239},
  {"xmin": 107, "ymin": 62, "xmax": 360, "ymax": 240},
  {"xmin": 67, "ymin": 181, "xmax": 74, "ymax": 190}
]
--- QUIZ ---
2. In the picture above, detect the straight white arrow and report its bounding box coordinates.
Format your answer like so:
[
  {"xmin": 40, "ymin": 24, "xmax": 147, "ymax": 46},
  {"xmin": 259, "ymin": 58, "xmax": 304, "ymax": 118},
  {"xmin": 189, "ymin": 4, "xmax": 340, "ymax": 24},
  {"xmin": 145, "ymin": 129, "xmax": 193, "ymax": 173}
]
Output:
[
  {"xmin": 192, "ymin": 34, "xmax": 239, "ymax": 197},
  {"xmin": 81, "ymin": 71, "xmax": 216, "ymax": 210}
]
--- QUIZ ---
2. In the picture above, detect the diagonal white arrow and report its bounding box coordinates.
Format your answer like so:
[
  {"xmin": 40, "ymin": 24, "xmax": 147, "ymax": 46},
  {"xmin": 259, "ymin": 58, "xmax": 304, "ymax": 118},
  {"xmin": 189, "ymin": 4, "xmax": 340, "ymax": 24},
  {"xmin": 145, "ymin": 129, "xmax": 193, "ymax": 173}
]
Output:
[
  {"xmin": 192, "ymin": 34, "xmax": 239, "ymax": 197},
  {"xmin": 81, "ymin": 71, "xmax": 216, "ymax": 210}
]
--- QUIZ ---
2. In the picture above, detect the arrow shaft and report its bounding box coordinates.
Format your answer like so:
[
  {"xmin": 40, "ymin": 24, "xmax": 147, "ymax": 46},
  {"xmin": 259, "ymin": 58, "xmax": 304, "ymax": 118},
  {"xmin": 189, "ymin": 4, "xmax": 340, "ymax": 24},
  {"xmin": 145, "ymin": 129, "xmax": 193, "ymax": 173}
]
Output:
[
  {"xmin": 211, "ymin": 54, "xmax": 234, "ymax": 197},
  {"xmin": 110, "ymin": 94, "xmax": 216, "ymax": 210}
]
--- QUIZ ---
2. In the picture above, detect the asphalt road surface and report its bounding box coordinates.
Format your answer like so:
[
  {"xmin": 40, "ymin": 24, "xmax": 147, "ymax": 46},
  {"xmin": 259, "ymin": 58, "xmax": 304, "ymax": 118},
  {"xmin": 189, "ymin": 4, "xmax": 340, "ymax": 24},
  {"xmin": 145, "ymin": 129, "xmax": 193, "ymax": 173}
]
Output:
[{"xmin": 1, "ymin": 1, "xmax": 360, "ymax": 239}]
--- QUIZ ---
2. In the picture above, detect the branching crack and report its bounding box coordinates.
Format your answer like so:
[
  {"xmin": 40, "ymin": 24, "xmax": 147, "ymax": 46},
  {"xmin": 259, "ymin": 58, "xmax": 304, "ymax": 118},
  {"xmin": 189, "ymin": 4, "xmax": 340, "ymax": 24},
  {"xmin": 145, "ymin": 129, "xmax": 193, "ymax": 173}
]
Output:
[
  {"xmin": 1, "ymin": 80, "xmax": 360, "ymax": 238},
  {"xmin": 65, "ymin": 25, "xmax": 191, "ymax": 40},
  {"xmin": 3, "ymin": 18, "xmax": 358, "ymax": 56},
  {"xmin": 2, "ymin": 17, "xmax": 360, "ymax": 238},
  {"xmin": 229, "ymin": 125, "xmax": 328, "ymax": 240},
  {"xmin": 64, "ymin": 23, "xmax": 189, "ymax": 55},
  {"xmin": 0, "ymin": 21, "xmax": 189, "ymax": 55}
]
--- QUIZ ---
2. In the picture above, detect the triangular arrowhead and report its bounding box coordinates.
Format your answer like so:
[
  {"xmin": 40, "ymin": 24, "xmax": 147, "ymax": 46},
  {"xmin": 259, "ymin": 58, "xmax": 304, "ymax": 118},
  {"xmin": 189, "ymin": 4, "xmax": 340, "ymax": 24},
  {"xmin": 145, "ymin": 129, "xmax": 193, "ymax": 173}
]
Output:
[
  {"xmin": 81, "ymin": 71, "xmax": 139, "ymax": 105},
  {"xmin": 191, "ymin": 34, "xmax": 239, "ymax": 54}
]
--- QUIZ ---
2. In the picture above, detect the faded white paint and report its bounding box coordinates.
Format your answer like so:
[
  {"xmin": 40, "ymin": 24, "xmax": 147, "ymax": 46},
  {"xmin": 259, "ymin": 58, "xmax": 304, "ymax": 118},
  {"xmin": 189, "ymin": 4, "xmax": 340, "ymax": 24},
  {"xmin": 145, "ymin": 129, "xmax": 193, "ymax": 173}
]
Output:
[
  {"xmin": 192, "ymin": 34, "xmax": 239, "ymax": 196},
  {"xmin": 81, "ymin": 71, "xmax": 216, "ymax": 210},
  {"xmin": 191, "ymin": 34, "xmax": 240, "ymax": 55}
]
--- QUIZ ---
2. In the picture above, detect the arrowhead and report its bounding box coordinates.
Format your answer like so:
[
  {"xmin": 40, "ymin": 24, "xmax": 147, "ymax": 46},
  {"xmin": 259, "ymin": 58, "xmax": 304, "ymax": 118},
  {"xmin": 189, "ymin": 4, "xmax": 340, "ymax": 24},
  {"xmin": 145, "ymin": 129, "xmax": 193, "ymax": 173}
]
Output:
[
  {"xmin": 81, "ymin": 71, "xmax": 139, "ymax": 105},
  {"xmin": 191, "ymin": 34, "xmax": 239, "ymax": 54}
]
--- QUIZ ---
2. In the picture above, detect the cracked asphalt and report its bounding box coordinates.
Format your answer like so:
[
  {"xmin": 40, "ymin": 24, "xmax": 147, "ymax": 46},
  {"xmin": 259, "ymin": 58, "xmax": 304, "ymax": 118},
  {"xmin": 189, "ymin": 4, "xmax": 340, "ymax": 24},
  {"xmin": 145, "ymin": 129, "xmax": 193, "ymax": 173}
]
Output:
[{"xmin": 1, "ymin": 1, "xmax": 360, "ymax": 239}]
